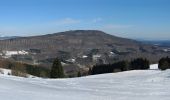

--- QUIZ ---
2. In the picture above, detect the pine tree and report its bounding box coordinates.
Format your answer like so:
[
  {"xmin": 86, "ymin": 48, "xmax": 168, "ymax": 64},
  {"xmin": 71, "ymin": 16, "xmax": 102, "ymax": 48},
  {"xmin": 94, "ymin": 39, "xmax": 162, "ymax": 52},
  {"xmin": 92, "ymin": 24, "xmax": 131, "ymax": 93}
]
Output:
[
  {"xmin": 50, "ymin": 58, "xmax": 65, "ymax": 78},
  {"xmin": 88, "ymin": 67, "xmax": 92, "ymax": 75},
  {"xmin": 130, "ymin": 58, "xmax": 149, "ymax": 70},
  {"xmin": 77, "ymin": 71, "xmax": 81, "ymax": 77},
  {"xmin": 161, "ymin": 61, "xmax": 169, "ymax": 70},
  {"xmin": 159, "ymin": 57, "xmax": 170, "ymax": 70}
]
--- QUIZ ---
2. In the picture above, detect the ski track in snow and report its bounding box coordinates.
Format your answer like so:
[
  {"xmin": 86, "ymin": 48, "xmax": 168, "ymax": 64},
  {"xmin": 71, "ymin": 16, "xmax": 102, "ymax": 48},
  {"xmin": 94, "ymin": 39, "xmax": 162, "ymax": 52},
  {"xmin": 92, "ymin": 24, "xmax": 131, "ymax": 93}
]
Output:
[{"xmin": 0, "ymin": 69, "xmax": 170, "ymax": 100}]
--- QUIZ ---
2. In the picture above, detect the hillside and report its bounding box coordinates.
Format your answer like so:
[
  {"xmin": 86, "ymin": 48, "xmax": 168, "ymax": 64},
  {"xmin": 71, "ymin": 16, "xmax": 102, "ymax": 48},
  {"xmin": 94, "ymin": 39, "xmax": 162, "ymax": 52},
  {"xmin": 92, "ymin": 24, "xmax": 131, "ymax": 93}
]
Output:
[
  {"xmin": 0, "ymin": 30, "xmax": 169, "ymax": 75},
  {"xmin": 0, "ymin": 69, "xmax": 170, "ymax": 100},
  {"xmin": 0, "ymin": 30, "xmax": 141, "ymax": 62}
]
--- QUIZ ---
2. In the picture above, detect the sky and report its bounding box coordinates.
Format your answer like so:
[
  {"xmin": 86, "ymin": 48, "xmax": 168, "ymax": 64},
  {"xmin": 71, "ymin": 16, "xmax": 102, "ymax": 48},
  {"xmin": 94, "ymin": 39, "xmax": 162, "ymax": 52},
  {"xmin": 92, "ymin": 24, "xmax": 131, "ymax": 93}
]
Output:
[{"xmin": 0, "ymin": 0, "xmax": 169, "ymax": 40}]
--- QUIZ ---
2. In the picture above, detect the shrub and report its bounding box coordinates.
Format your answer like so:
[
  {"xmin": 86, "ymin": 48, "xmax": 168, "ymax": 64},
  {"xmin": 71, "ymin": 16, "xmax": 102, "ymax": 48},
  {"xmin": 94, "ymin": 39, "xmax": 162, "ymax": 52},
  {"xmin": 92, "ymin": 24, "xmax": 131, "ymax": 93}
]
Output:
[{"xmin": 11, "ymin": 70, "xmax": 28, "ymax": 77}]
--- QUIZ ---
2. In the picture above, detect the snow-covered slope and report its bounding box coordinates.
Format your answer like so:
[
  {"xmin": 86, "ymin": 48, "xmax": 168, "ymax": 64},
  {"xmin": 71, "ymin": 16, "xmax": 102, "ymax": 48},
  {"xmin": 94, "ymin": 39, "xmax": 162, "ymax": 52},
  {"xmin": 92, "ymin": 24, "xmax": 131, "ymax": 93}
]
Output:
[
  {"xmin": 0, "ymin": 68, "xmax": 11, "ymax": 75},
  {"xmin": 0, "ymin": 68, "xmax": 36, "ymax": 78},
  {"xmin": 0, "ymin": 70, "xmax": 170, "ymax": 100}
]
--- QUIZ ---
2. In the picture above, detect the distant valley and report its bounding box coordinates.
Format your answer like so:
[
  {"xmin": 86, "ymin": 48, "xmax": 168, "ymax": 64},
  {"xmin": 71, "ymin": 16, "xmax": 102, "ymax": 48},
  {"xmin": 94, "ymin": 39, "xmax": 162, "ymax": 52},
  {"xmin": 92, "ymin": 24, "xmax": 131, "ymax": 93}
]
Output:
[{"xmin": 140, "ymin": 40, "xmax": 170, "ymax": 47}]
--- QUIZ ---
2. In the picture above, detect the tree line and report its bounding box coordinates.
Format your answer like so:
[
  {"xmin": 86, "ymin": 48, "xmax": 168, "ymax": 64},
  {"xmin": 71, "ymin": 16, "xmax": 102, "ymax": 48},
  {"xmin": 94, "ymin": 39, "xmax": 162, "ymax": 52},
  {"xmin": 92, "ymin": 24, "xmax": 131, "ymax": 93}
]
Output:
[
  {"xmin": 89, "ymin": 58, "xmax": 150, "ymax": 75},
  {"xmin": 37, "ymin": 56, "xmax": 170, "ymax": 78},
  {"xmin": 0, "ymin": 59, "xmax": 50, "ymax": 77},
  {"xmin": 0, "ymin": 56, "xmax": 170, "ymax": 78}
]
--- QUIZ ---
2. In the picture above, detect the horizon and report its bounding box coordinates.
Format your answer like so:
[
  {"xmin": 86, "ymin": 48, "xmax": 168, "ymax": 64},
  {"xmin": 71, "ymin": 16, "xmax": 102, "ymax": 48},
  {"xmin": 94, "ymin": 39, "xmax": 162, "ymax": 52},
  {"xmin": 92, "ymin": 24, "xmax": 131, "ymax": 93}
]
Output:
[
  {"xmin": 0, "ymin": 0, "xmax": 170, "ymax": 40},
  {"xmin": 1, "ymin": 30, "xmax": 170, "ymax": 41}
]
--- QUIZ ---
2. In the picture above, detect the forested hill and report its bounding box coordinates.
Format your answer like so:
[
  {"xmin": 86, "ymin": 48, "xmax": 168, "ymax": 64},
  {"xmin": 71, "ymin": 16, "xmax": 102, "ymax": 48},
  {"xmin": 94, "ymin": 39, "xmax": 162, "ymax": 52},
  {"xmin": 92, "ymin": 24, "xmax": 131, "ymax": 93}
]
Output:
[{"xmin": 0, "ymin": 30, "xmax": 169, "ymax": 68}]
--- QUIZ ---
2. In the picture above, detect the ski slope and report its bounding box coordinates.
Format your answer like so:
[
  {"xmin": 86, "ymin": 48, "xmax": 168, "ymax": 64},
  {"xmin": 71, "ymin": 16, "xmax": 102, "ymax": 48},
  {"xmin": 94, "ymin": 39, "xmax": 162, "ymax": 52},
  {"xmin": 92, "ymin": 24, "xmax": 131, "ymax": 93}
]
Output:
[{"xmin": 0, "ymin": 69, "xmax": 170, "ymax": 100}]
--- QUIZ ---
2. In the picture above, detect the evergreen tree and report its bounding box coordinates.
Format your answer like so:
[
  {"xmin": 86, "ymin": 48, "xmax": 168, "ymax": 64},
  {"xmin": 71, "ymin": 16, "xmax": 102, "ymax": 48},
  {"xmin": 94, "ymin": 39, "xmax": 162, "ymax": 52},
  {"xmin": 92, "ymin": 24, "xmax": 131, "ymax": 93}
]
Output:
[
  {"xmin": 130, "ymin": 58, "xmax": 149, "ymax": 70},
  {"xmin": 161, "ymin": 61, "xmax": 169, "ymax": 70},
  {"xmin": 120, "ymin": 61, "xmax": 130, "ymax": 71},
  {"xmin": 50, "ymin": 58, "xmax": 65, "ymax": 78},
  {"xmin": 88, "ymin": 67, "xmax": 92, "ymax": 75},
  {"xmin": 77, "ymin": 71, "xmax": 81, "ymax": 77},
  {"xmin": 91, "ymin": 60, "xmax": 131, "ymax": 75},
  {"xmin": 159, "ymin": 57, "xmax": 170, "ymax": 70}
]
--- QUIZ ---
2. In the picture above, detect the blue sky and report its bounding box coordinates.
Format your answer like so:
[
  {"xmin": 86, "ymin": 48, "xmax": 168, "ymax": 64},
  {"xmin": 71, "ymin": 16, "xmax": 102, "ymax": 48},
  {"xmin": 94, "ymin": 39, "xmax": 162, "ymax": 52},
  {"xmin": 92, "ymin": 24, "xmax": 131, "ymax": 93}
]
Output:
[{"xmin": 0, "ymin": 0, "xmax": 169, "ymax": 40}]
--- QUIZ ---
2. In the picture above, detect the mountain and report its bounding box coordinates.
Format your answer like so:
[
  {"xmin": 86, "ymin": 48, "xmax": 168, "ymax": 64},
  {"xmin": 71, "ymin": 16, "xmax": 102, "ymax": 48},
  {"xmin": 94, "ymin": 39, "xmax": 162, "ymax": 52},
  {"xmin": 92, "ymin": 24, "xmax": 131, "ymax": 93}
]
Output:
[
  {"xmin": 0, "ymin": 36, "xmax": 20, "ymax": 40},
  {"xmin": 0, "ymin": 68, "xmax": 170, "ymax": 100},
  {"xmin": 0, "ymin": 30, "xmax": 169, "ymax": 75}
]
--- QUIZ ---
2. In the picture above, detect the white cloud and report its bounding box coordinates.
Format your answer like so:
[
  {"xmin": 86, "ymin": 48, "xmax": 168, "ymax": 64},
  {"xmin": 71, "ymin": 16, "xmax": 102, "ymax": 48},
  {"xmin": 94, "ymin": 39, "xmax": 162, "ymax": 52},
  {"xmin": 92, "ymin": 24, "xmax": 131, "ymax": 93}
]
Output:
[
  {"xmin": 55, "ymin": 18, "xmax": 81, "ymax": 25},
  {"xmin": 92, "ymin": 18, "xmax": 102, "ymax": 23},
  {"xmin": 103, "ymin": 24, "xmax": 133, "ymax": 29}
]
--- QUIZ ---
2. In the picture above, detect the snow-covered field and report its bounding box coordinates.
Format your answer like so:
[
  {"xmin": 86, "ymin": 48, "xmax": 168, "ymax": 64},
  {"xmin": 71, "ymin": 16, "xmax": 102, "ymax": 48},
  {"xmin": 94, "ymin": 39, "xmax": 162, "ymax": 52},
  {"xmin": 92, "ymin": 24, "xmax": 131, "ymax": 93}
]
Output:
[{"xmin": 0, "ymin": 69, "xmax": 170, "ymax": 100}]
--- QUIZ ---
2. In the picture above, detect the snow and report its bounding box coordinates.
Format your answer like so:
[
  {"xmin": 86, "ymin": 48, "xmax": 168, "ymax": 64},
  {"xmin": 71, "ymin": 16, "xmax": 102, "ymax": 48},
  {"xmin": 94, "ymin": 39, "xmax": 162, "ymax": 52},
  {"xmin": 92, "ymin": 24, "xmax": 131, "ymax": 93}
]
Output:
[
  {"xmin": 2, "ymin": 50, "xmax": 28, "ymax": 58},
  {"xmin": 66, "ymin": 59, "xmax": 75, "ymax": 63},
  {"xmin": 82, "ymin": 55, "xmax": 88, "ymax": 58},
  {"xmin": 0, "ymin": 68, "xmax": 11, "ymax": 75},
  {"xmin": 109, "ymin": 51, "xmax": 116, "ymax": 57},
  {"xmin": 110, "ymin": 51, "xmax": 114, "ymax": 54},
  {"xmin": 0, "ymin": 68, "xmax": 36, "ymax": 78},
  {"xmin": 163, "ymin": 48, "xmax": 170, "ymax": 52},
  {"xmin": 92, "ymin": 54, "xmax": 101, "ymax": 61},
  {"xmin": 0, "ymin": 69, "xmax": 170, "ymax": 100},
  {"xmin": 150, "ymin": 64, "xmax": 158, "ymax": 70}
]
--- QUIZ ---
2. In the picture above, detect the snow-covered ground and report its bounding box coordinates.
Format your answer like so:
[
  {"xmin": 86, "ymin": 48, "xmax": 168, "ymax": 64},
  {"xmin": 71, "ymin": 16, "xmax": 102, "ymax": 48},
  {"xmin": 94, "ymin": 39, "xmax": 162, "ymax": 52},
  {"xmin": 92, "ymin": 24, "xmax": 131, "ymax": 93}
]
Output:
[
  {"xmin": 0, "ymin": 68, "xmax": 36, "ymax": 78},
  {"xmin": 0, "ymin": 68, "xmax": 11, "ymax": 75},
  {"xmin": 150, "ymin": 64, "xmax": 158, "ymax": 70},
  {"xmin": 0, "ymin": 50, "xmax": 28, "ymax": 58},
  {"xmin": 0, "ymin": 69, "xmax": 170, "ymax": 100}
]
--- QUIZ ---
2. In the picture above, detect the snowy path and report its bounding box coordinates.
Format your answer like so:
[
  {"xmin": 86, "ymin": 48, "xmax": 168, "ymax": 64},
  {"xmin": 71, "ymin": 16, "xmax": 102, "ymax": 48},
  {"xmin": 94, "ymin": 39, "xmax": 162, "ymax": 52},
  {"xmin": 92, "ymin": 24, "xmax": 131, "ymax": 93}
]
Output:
[{"xmin": 0, "ymin": 70, "xmax": 170, "ymax": 100}]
